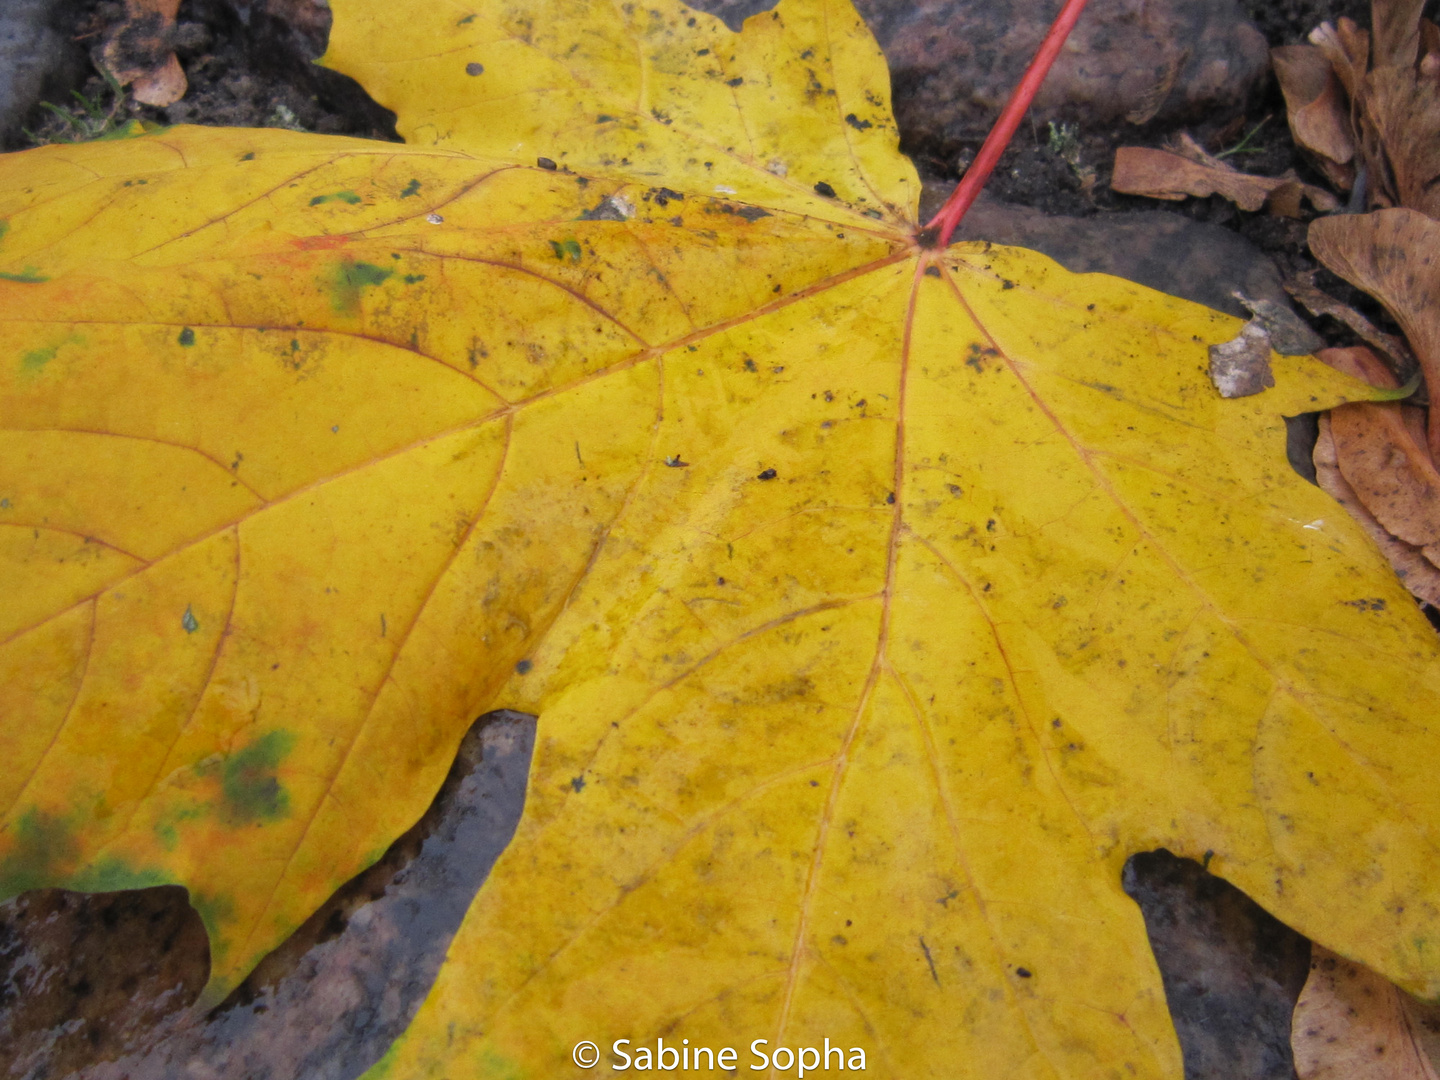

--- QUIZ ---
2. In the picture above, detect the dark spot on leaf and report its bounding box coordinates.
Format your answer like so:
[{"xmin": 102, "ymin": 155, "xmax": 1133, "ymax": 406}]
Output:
[
  {"xmin": 570, "ymin": 776, "xmax": 586, "ymax": 792},
  {"xmin": 465, "ymin": 62, "xmax": 484, "ymax": 76},
  {"xmin": 1001, "ymin": 279, "xmax": 1016, "ymax": 290},
  {"xmin": 726, "ymin": 77, "xmax": 744, "ymax": 87},
  {"xmin": 178, "ymin": 327, "xmax": 195, "ymax": 347},
  {"xmin": 181, "ymin": 605, "xmax": 199, "ymax": 633},
  {"xmin": 1344, "ymin": 597, "xmax": 1387, "ymax": 611},
  {"xmin": 515, "ymin": 659, "xmax": 533, "ymax": 674},
  {"xmin": 1016, "ymin": 968, "xmax": 1032, "ymax": 978},
  {"xmin": 886, "ymin": 492, "xmax": 895, "ymax": 504},
  {"xmin": 844, "ymin": 113, "xmax": 872, "ymax": 130},
  {"xmin": 580, "ymin": 196, "xmax": 630, "ymax": 221},
  {"xmin": 403, "ymin": 274, "xmax": 426, "ymax": 284},
  {"xmin": 240, "ymin": 152, "xmax": 255, "ymax": 161},
  {"xmin": 736, "ymin": 205, "xmax": 770, "ymax": 221},
  {"xmin": 696, "ymin": 47, "xmax": 709, "ymax": 55},
  {"xmin": 597, "ymin": 114, "xmax": 615, "ymax": 123},
  {"xmin": 924, "ymin": 266, "xmax": 941, "ymax": 278},
  {"xmin": 757, "ymin": 468, "xmax": 777, "ymax": 480},
  {"xmin": 537, "ymin": 156, "xmax": 557, "ymax": 170},
  {"xmin": 814, "ymin": 181, "xmax": 837, "ymax": 198}
]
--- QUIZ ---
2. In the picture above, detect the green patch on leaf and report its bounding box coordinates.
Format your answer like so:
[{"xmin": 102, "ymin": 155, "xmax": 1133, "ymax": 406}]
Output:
[
  {"xmin": 549, "ymin": 237, "xmax": 582, "ymax": 262},
  {"xmin": 0, "ymin": 267, "xmax": 49, "ymax": 284},
  {"xmin": 330, "ymin": 260, "xmax": 394, "ymax": 313},
  {"xmin": 309, "ymin": 190, "xmax": 363, "ymax": 206},
  {"xmin": 400, "ymin": 179, "xmax": 421, "ymax": 198},
  {"xmin": 182, "ymin": 604, "xmax": 199, "ymax": 633},
  {"xmin": 403, "ymin": 273, "xmax": 426, "ymax": 284},
  {"xmin": 69, "ymin": 855, "xmax": 170, "ymax": 894},
  {"xmin": 178, "ymin": 327, "xmax": 196, "ymax": 347},
  {"xmin": 20, "ymin": 344, "xmax": 58, "ymax": 373},
  {"xmin": 222, "ymin": 730, "xmax": 298, "ymax": 824}
]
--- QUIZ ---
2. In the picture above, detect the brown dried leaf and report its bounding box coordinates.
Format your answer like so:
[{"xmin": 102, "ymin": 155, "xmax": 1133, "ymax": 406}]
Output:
[
  {"xmin": 1310, "ymin": 18, "xmax": 1371, "ymax": 101},
  {"xmin": 1423, "ymin": 18, "xmax": 1440, "ymax": 61},
  {"xmin": 1310, "ymin": 209, "xmax": 1440, "ymax": 456},
  {"xmin": 1314, "ymin": 416, "xmax": 1440, "ymax": 606},
  {"xmin": 1285, "ymin": 269, "xmax": 1416, "ymax": 372},
  {"xmin": 1293, "ymin": 943, "xmax": 1440, "ymax": 1080},
  {"xmin": 1325, "ymin": 386, "xmax": 1440, "ymax": 549},
  {"xmin": 1112, "ymin": 147, "xmax": 1338, "ymax": 213},
  {"xmin": 1373, "ymin": 0, "xmax": 1427, "ymax": 69},
  {"xmin": 96, "ymin": 0, "xmax": 186, "ymax": 108},
  {"xmin": 130, "ymin": 52, "xmax": 186, "ymax": 108},
  {"xmin": 1272, "ymin": 44, "xmax": 1357, "ymax": 188},
  {"xmin": 1362, "ymin": 65, "xmax": 1440, "ymax": 219}
]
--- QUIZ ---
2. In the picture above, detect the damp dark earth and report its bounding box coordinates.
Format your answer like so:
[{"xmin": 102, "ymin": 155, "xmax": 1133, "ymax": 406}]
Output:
[{"xmin": 0, "ymin": 0, "xmax": 1424, "ymax": 1078}]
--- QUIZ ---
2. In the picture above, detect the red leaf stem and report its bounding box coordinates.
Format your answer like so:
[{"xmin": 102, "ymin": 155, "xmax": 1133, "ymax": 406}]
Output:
[{"xmin": 924, "ymin": 0, "xmax": 1092, "ymax": 248}]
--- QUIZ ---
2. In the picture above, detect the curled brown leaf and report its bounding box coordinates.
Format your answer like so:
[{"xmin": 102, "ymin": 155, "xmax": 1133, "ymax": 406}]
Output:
[
  {"xmin": 1111, "ymin": 145, "xmax": 1338, "ymax": 214},
  {"xmin": 1310, "ymin": 209, "xmax": 1440, "ymax": 456},
  {"xmin": 1272, "ymin": 44, "xmax": 1356, "ymax": 190},
  {"xmin": 1285, "ymin": 269, "xmax": 1415, "ymax": 372}
]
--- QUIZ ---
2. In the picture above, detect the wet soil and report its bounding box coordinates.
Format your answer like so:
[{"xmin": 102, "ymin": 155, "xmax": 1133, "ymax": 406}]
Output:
[{"xmin": 0, "ymin": 1, "xmax": 1421, "ymax": 1078}]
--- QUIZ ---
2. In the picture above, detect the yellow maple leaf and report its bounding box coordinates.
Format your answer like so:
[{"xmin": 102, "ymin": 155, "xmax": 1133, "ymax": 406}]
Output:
[{"xmin": 1, "ymin": 0, "xmax": 1436, "ymax": 1076}]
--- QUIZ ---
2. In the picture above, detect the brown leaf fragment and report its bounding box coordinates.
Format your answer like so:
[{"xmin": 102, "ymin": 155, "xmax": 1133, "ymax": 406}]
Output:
[
  {"xmin": 1285, "ymin": 269, "xmax": 1416, "ymax": 372},
  {"xmin": 1361, "ymin": 66, "xmax": 1440, "ymax": 219},
  {"xmin": 1404, "ymin": 993, "xmax": 1440, "ymax": 1075},
  {"xmin": 1373, "ymin": 0, "xmax": 1428, "ymax": 70},
  {"xmin": 96, "ymin": 0, "xmax": 186, "ymax": 108},
  {"xmin": 1310, "ymin": 19, "xmax": 1372, "ymax": 101},
  {"xmin": 1111, "ymin": 146, "xmax": 1339, "ymax": 213},
  {"xmin": 1309, "ymin": 209, "xmax": 1440, "ymax": 456},
  {"xmin": 1208, "ymin": 319, "xmax": 1275, "ymax": 397},
  {"xmin": 1312, "ymin": 349, "xmax": 1440, "ymax": 605},
  {"xmin": 1327, "ymin": 402, "xmax": 1440, "ymax": 548},
  {"xmin": 1233, "ymin": 291, "xmax": 1325, "ymax": 355},
  {"xmin": 1272, "ymin": 44, "xmax": 1357, "ymax": 189},
  {"xmin": 131, "ymin": 51, "xmax": 186, "ymax": 108},
  {"xmin": 1423, "ymin": 18, "xmax": 1440, "ymax": 62},
  {"xmin": 1292, "ymin": 943, "xmax": 1440, "ymax": 1080}
]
